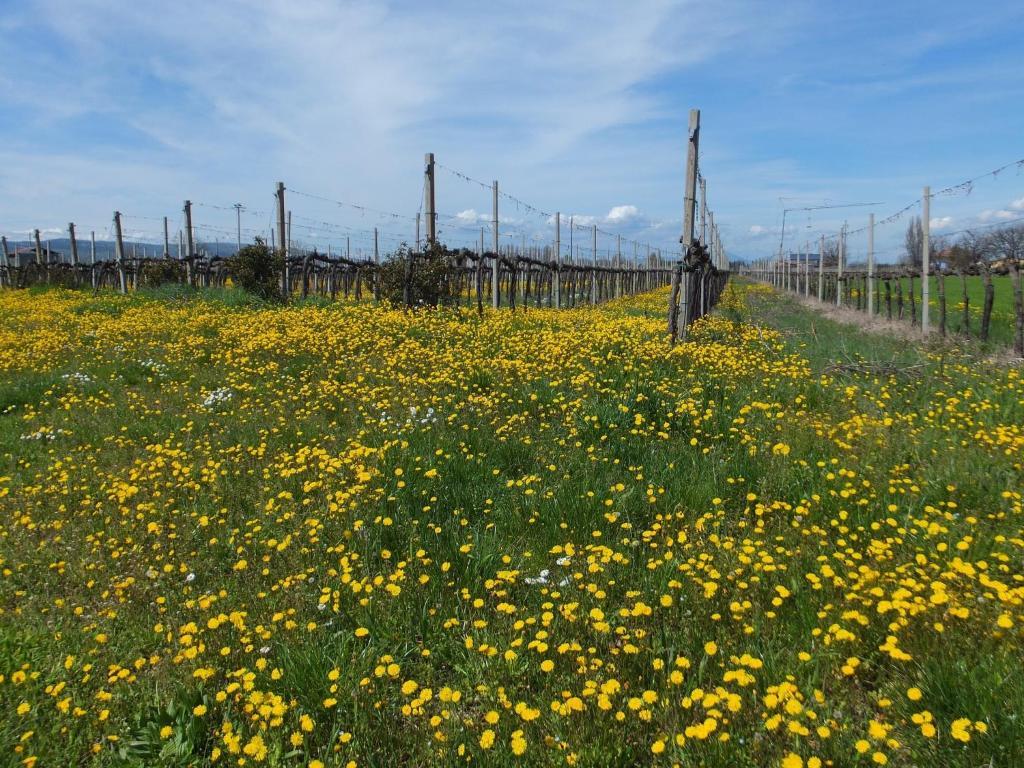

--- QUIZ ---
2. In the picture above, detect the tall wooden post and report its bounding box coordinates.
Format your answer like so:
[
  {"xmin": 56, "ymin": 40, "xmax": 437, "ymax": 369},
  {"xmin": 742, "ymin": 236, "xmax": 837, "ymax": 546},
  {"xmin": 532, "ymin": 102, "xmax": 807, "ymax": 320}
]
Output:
[
  {"xmin": 185, "ymin": 199, "xmax": 196, "ymax": 286},
  {"xmin": 33, "ymin": 229, "xmax": 43, "ymax": 266},
  {"xmin": 424, "ymin": 153, "xmax": 436, "ymax": 244},
  {"xmin": 113, "ymin": 211, "xmax": 128, "ymax": 293},
  {"xmin": 415, "ymin": 213, "xmax": 421, "ymax": 250},
  {"xmin": 671, "ymin": 108, "xmax": 700, "ymax": 342},
  {"xmin": 817, "ymin": 235, "xmax": 824, "ymax": 302},
  {"xmin": 867, "ymin": 213, "xmax": 875, "ymax": 315},
  {"xmin": 68, "ymin": 223, "xmax": 79, "ymax": 266},
  {"xmin": 163, "ymin": 216, "xmax": 170, "ymax": 258},
  {"xmin": 836, "ymin": 223, "xmax": 845, "ymax": 307},
  {"xmin": 590, "ymin": 225, "xmax": 598, "ymax": 305},
  {"xmin": 921, "ymin": 186, "xmax": 930, "ymax": 334},
  {"xmin": 491, "ymin": 181, "xmax": 499, "ymax": 308},
  {"xmin": 554, "ymin": 212, "xmax": 561, "ymax": 309}
]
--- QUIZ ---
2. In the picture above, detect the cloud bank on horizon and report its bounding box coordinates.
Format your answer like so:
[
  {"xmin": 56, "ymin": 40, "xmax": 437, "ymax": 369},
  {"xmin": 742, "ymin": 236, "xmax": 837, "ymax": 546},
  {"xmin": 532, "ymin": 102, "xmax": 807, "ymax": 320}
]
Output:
[{"xmin": 1, "ymin": 0, "xmax": 1022, "ymax": 262}]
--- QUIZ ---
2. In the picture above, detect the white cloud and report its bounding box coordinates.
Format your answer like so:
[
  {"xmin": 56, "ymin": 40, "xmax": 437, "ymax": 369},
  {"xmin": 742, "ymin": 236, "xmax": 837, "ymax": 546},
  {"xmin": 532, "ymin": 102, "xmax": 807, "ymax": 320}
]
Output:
[
  {"xmin": 929, "ymin": 216, "xmax": 953, "ymax": 229},
  {"xmin": 1010, "ymin": 197, "xmax": 1024, "ymax": 211},
  {"xmin": 978, "ymin": 209, "xmax": 1016, "ymax": 222},
  {"xmin": 606, "ymin": 205, "xmax": 639, "ymax": 222}
]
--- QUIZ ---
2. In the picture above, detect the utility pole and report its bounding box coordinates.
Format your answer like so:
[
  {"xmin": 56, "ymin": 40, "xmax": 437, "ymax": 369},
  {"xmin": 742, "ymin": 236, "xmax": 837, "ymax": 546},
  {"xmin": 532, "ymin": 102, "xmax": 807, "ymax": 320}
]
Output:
[
  {"xmin": 921, "ymin": 186, "xmax": 930, "ymax": 334},
  {"xmin": 68, "ymin": 222, "xmax": 79, "ymax": 266},
  {"xmin": 424, "ymin": 153, "xmax": 436, "ymax": 244},
  {"xmin": 867, "ymin": 213, "xmax": 875, "ymax": 315},
  {"xmin": 233, "ymin": 203, "xmax": 244, "ymax": 253},
  {"xmin": 492, "ymin": 180, "xmax": 499, "ymax": 308},
  {"xmin": 113, "ymin": 211, "xmax": 127, "ymax": 293}
]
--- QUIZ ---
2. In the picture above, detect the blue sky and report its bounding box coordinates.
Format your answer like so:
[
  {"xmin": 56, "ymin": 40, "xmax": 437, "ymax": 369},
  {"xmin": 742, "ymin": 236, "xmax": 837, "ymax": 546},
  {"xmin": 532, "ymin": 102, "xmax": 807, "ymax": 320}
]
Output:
[{"xmin": 1, "ymin": 0, "xmax": 1022, "ymax": 263}]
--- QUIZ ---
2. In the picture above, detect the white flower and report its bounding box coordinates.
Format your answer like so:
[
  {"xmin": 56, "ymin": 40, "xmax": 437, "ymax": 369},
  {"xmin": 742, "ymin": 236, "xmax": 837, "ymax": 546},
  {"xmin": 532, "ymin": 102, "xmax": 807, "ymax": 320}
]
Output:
[
  {"xmin": 185, "ymin": 572, "xmax": 196, "ymax": 583},
  {"xmin": 201, "ymin": 387, "xmax": 233, "ymax": 409}
]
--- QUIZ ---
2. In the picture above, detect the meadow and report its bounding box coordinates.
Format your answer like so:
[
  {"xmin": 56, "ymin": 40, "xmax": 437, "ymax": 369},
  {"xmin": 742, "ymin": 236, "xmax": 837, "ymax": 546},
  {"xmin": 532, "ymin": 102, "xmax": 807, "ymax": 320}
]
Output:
[{"xmin": 0, "ymin": 282, "xmax": 1021, "ymax": 767}]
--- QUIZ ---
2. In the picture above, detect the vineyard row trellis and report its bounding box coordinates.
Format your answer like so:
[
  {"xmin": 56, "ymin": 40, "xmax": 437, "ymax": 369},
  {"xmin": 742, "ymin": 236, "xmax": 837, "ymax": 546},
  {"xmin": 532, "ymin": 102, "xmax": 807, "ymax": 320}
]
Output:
[
  {"xmin": 741, "ymin": 218, "xmax": 1024, "ymax": 357},
  {"xmin": 0, "ymin": 107, "xmax": 731, "ymax": 337}
]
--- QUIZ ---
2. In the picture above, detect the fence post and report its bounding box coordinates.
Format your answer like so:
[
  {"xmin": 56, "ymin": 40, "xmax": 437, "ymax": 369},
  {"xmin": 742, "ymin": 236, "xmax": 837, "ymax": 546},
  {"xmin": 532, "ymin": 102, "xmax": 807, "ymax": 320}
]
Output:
[
  {"xmin": 868, "ymin": 214, "xmax": 876, "ymax": 315},
  {"xmin": 163, "ymin": 216, "xmax": 170, "ymax": 258},
  {"xmin": 670, "ymin": 108, "xmax": 700, "ymax": 342},
  {"xmin": 424, "ymin": 153, "xmax": 436, "ymax": 244},
  {"xmin": 818, "ymin": 235, "xmax": 824, "ymax": 301},
  {"xmin": 921, "ymin": 186, "xmax": 930, "ymax": 334},
  {"xmin": 185, "ymin": 199, "xmax": 196, "ymax": 287},
  {"xmin": 554, "ymin": 212, "xmax": 561, "ymax": 309},
  {"xmin": 33, "ymin": 229, "xmax": 43, "ymax": 266},
  {"xmin": 1, "ymin": 236, "xmax": 9, "ymax": 285},
  {"xmin": 488, "ymin": 181, "xmax": 499, "ymax": 308},
  {"xmin": 68, "ymin": 222, "xmax": 79, "ymax": 266},
  {"xmin": 113, "ymin": 212, "xmax": 128, "ymax": 294}
]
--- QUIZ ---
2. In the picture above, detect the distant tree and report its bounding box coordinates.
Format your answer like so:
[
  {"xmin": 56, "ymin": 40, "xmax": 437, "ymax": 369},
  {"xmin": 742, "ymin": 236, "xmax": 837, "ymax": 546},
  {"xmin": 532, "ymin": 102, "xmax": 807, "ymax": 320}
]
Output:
[
  {"xmin": 987, "ymin": 223, "xmax": 1024, "ymax": 265},
  {"xmin": 903, "ymin": 216, "xmax": 923, "ymax": 267},
  {"xmin": 821, "ymin": 239, "xmax": 840, "ymax": 267}
]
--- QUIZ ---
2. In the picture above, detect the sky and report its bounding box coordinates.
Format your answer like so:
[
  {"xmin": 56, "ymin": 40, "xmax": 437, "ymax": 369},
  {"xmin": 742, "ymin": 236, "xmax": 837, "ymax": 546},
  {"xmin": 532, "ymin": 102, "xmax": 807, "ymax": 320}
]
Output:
[{"xmin": 1, "ymin": 0, "xmax": 1023, "ymax": 264}]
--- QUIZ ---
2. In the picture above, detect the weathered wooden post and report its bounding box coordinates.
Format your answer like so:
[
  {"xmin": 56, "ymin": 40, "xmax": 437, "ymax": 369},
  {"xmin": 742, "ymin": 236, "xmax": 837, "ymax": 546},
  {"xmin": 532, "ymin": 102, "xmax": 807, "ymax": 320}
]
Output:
[
  {"xmin": 185, "ymin": 199, "xmax": 196, "ymax": 286},
  {"xmin": 670, "ymin": 108, "xmax": 699, "ymax": 343},
  {"xmin": 867, "ymin": 213, "xmax": 875, "ymax": 315},
  {"xmin": 424, "ymin": 153, "xmax": 436, "ymax": 244},
  {"xmin": 921, "ymin": 187, "xmax": 931, "ymax": 334},
  {"xmin": 817, "ymin": 236, "xmax": 824, "ymax": 302},
  {"xmin": 113, "ymin": 212, "xmax": 128, "ymax": 294},
  {"xmin": 491, "ymin": 181, "xmax": 499, "ymax": 309},
  {"xmin": 554, "ymin": 212, "xmax": 561, "ymax": 309}
]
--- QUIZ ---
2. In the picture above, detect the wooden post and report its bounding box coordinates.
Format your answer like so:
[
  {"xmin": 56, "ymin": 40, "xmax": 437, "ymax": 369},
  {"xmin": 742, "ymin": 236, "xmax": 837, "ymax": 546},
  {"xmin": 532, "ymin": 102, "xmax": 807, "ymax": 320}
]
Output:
[
  {"xmin": 163, "ymin": 216, "xmax": 170, "ymax": 258},
  {"xmin": 921, "ymin": 187, "xmax": 930, "ymax": 334},
  {"xmin": 554, "ymin": 212, "xmax": 561, "ymax": 309},
  {"xmin": 113, "ymin": 211, "xmax": 128, "ymax": 293},
  {"xmin": 491, "ymin": 181, "xmax": 499, "ymax": 308},
  {"xmin": 1, "ymin": 236, "xmax": 9, "ymax": 285},
  {"xmin": 817, "ymin": 235, "xmax": 824, "ymax": 301},
  {"xmin": 866, "ymin": 213, "xmax": 874, "ymax": 315},
  {"xmin": 424, "ymin": 153, "xmax": 436, "ymax": 244},
  {"xmin": 33, "ymin": 229, "xmax": 43, "ymax": 266},
  {"xmin": 590, "ymin": 225, "xmax": 597, "ymax": 305},
  {"xmin": 1013, "ymin": 260, "xmax": 1023, "ymax": 357},
  {"xmin": 836, "ymin": 223, "xmax": 845, "ymax": 307},
  {"xmin": 68, "ymin": 222, "xmax": 79, "ymax": 266},
  {"xmin": 615, "ymin": 234, "xmax": 622, "ymax": 298},
  {"xmin": 185, "ymin": 199, "xmax": 196, "ymax": 286},
  {"xmin": 415, "ymin": 213, "xmax": 421, "ymax": 251},
  {"xmin": 670, "ymin": 107, "xmax": 700, "ymax": 341}
]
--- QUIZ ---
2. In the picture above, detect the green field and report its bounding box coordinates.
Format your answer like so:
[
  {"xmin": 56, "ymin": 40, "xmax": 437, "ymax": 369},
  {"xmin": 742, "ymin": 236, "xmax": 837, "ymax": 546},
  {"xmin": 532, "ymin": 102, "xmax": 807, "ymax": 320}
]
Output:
[
  {"xmin": 850, "ymin": 274, "xmax": 1018, "ymax": 346},
  {"xmin": 0, "ymin": 282, "xmax": 1021, "ymax": 767}
]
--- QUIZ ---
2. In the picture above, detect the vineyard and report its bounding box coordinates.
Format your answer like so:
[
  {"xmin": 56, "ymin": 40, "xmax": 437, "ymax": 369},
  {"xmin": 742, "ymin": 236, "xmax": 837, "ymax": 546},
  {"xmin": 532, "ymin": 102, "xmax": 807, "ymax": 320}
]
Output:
[{"xmin": 0, "ymin": 281, "xmax": 1021, "ymax": 767}]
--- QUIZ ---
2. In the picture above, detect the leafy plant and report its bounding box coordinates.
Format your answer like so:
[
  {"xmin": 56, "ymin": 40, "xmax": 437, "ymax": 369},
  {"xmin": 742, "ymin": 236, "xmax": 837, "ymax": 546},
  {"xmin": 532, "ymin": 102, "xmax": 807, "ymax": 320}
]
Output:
[{"xmin": 226, "ymin": 237, "xmax": 284, "ymax": 301}]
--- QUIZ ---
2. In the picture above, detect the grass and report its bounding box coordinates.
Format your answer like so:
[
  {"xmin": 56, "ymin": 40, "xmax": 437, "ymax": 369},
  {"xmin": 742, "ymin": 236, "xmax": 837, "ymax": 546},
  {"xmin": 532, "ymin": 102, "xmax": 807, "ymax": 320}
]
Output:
[{"xmin": 0, "ymin": 282, "xmax": 1021, "ymax": 767}]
